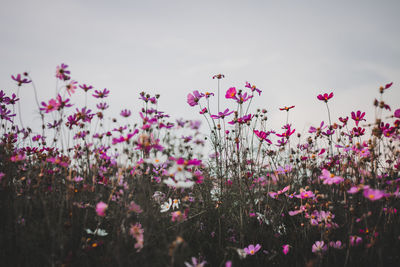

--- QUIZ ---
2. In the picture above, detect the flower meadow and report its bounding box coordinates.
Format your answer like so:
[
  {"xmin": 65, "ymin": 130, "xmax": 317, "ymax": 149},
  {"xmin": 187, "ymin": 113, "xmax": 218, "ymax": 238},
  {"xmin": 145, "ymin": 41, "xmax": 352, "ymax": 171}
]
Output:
[{"xmin": 1, "ymin": 65, "xmax": 400, "ymax": 267}]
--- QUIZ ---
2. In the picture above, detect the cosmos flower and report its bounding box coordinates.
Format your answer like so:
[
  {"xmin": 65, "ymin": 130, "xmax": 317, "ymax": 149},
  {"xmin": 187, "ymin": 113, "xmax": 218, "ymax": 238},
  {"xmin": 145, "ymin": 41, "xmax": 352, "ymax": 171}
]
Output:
[
  {"xmin": 11, "ymin": 73, "xmax": 31, "ymax": 86},
  {"xmin": 212, "ymin": 74, "xmax": 225, "ymax": 79},
  {"xmin": 312, "ymin": 241, "xmax": 327, "ymax": 254},
  {"xmin": 95, "ymin": 201, "xmax": 108, "ymax": 217},
  {"xmin": 120, "ymin": 109, "xmax": 131, "ymax": 118},
  {"xmin": 184, "ymin": 257, "xmax": 207, "ymax": 267},
  {"xmin": 225, "ymin": 87, "xmax": 237, "ymax": 99},
  {"xmin": 55, "ymin": 63, "xmax": 71, "ymax": 81},
  {"xmin": 282, "ymin": 244, "xmax": 290, "ymax": 255},
  {"xmin": 351, "ymin": 110, "xmax": 366, "ymax": 126},
  {"xmin": 79, "ymin": 84, "xmax": 93, "ymax": 92},
  {"xmin": 187, "ymin": 90, "xmax": 204, "ymax": 106},
  {"xmin": 244, "ymin": 244, "xmax": 261, "ymax": 255},
  {"xmin": 40, "ymin": 99, "xmax": 60, "ymax": 113},
  {"xmin": 319, "ymin": 169, "xmax": 344, "ymax": 185},
  {"xmin": 93, "ymin": 88, "xmax": 110, "ymax": 98},
  {"xmin": 317, "ymin": 92, "xmax": 333, "ymax": 102},
  {"xmin": 210, "ymin": 108, "xmax": 234, "ymax": 119},
  {"xmin": 279, "ymin": 105, "xmax": 295, "ymax": 111},
  {"xmin": 245, "ymin": 81, "xmax": 262, "ymax": 95},
  {"xmin": 66, "ymin": 80, "xmax": 78, "ymax": 96},
  {"xmin": 363, "ymin": 187, "xmax": 385, "ymax": 201}
]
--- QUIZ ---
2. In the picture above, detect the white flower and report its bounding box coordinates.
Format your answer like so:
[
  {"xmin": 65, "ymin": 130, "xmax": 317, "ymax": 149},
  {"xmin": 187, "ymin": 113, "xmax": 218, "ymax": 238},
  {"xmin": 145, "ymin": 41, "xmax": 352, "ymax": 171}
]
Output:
[
  {"xmin": 168, "ymin": 163, "xmax": 193, "ymax": 181},
  {"xmin": 160, "ymin": 198, "xmax": 172, "ymax": 213},
  {"xmin": 164, "ymin": 178, "xmax": 194, "ymax": 188},
  {"xmin": 145, "ymin": 153, "xmax": 168, "ymax": 166},
  {"xmin": 85, "ymin": 228, "xmax": 108, "ymax": 236}
]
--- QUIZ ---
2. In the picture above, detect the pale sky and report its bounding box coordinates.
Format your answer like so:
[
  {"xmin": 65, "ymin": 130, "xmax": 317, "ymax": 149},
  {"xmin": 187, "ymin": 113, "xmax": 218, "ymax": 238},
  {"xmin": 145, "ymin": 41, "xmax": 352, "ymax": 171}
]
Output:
[{"xmin": 1, "ymin": 0, "xmax": 400, "ymax": 137}]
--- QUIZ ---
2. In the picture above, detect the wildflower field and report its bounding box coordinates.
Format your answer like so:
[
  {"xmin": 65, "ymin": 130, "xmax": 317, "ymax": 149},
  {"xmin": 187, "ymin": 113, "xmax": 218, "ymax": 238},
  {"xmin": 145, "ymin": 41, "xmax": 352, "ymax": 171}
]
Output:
[{"xmin": 1, "ymin": 65, "xmax": 400, "ymax": 266}]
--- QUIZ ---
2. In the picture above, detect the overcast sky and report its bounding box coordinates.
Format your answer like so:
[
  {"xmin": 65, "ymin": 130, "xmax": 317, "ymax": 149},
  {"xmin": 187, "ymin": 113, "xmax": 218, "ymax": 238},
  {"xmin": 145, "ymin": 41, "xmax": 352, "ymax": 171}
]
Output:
[{"xmin": 1, "ymin": 0, "xmax": 399, "ymax": 136}]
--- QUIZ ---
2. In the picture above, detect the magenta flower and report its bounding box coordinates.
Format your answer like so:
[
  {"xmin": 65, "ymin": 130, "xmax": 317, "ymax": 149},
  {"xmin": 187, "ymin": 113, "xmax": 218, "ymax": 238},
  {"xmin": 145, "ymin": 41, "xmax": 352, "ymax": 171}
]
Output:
[
  {"xmin": 96, "ymin": 102, "xmax": 109, "ymax": 110},
  {"xmin": 363, "ymin": 187, "xmax": 385, "ymax": 201},
  {"xmin": 317, "ymin": 92, "xmax": 333, "ymax": 102},
  {"xmin": 0, "ymin": 107, "xmax": 16, "ymax": 122},
  {"xmin": 93, "ymin": 88, "xmax": 110, "ymax": 98},
  {"xmin": 339, "ymin": 116, "xmax": 349, "ymax": 126},
  {"xmin": 253, "ymin": 130, "xmax": 272, "ymax": 144},
  {"xmin": 276, "ymin": 125, "xmax": 295, "ymax": 139},
  {"xmin": 394, "ymin": 109, "xmax": 400, "ymax": 118},
  {"xmin": 56, "ymin": 94, "xmax": 73, "ymax": 109},
  {"xmin": 40, "ymin": 99, "xmax": 60, "ymax": 113},
  {"xmin": 236, "ymin": 92, "xmax": 253, "ymax": 104},
  {"xmin": 309, "ymin": 121, "xmax": 327, "ymax": 133},
  {"xmin": 282, "ymin": 244, "xmax": 290, "ymax": 255},
  {"xmin": 312, "ymin": 241, "xmax": 327, "ymax": 254},
  {"xmin": 351, "ymin": 110, "xmax": 366, "ymax": 126},
  {"xmin": 351, "ymin": 126, "xmax": 365, "ymax": 137},
  {"xmin": 245, "ymin": 81, "xmax": 262, "ymax": 95},
  {"xmin": 199, "ymin": 107, "xmax": 207, "ymax": 114},
  {"xmin": 225, "ymin": 87, "xmax": 237, "ymax": 99},
  {"xmin": 96, "ymin": 201, "xmax": 108, "ymax": 217},
  {"xmin": 187, "ymin": 90, "xmax": 204, "ymax": 106},
  {"xmin": 120, "ymin": 109, "xmax": 131, "ymax": 118},
  {"xmin": 4, "ymin": 93, "xmax": 19, "ymax": 105},
  {"xmin": 210, "ymin": 108, "xmax": 234, "ymax": 119},
  {"xmin": 55, "ymin": 63, "xmax": 71, "ymax": 81},
  {"xmin": 79, "ymin": 84, "xmax": 93, "ymax": 92},
  {"xmin": 228, "ymin": 113, "xmax": 253, "ymax": 125},
  {"xmin": 11, "ymin": 73, "xmax": 31, "ymax": 86},
  {"xmin": 379, "ymin": 82, "xmax": 393, "ymax": 93},
  {"xmin": 243, "ymin": 244, "xmax": 261, "ymax": 255}
]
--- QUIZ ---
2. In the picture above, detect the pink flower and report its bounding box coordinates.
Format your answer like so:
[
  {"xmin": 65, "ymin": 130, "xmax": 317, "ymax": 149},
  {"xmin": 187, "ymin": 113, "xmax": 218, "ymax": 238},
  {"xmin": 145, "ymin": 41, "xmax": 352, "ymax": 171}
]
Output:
[
  {"xmin": 187, "ymin": 90, "xmax": 204, "ymax": 106},
  {"xmin": 225, "ymin": 87, "xmax": 237, "ymax": 99},
  {"xmin": 295, "ymin": 190, "xmax": 315, "ymax": 199},
  {"xmin": 347, "ymin": 186, "xmax": 360, "ymax": 194},
  {"xmin": 11, "ymin": 73, "xmax": 31, "ymax": 86},
  {"xmin": 244, "ymin": 244, "xmax": 261, "ymax": 255},
  {"xmin": 363, "ymin": 187, "xmax": 385, "ymax": 201},
  {"xmin": 96, "ymin": 201, "xmax": 108, "ymax": 217},
  {"xmin": 66, "ymin": 80, "xmax": 78, "ymax": 96},
  {"xmin": 319, "ymin": 169, "xmax": 344, "ymax": 185},
  {"xmin": 282, "ymin": 244, "xmax": 290, "ymax": 255},
  {"xmin": 171, "ymin": 210, "xmax": 187, "ymax": 222},
  {"xmin": 312, "ymin": 241, "xmax": 327, "ymax": 253},
  {"xmin": 317, "ymin": 92, "xmax": 333, "ymax": 102},
  {"xmin": 40, "ymin": 99, "xmax": 60, "ymax": 113},
  {"xmin": 349, "ymin": 235, "xmax": 362, "ymax": 246},
  {"xmin": 184, "ymin": 257, "xmax": 207, "ymax": 267},
  {"xmin": 329, "ymin": 240, "xmax": 343, "ymax": 249},
  {"xmin": 56, "ymin": 63, "xmax": 70, "ymax": 81}
]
